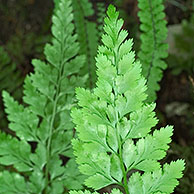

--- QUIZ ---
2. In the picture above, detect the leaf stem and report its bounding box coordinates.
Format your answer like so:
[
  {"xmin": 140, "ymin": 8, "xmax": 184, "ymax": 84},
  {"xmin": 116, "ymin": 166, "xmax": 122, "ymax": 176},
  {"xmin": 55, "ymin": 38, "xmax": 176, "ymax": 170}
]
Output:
[
  {"xmin": 44, "ymin": 22, "xmax": 65, "ymax": 193},
  {"xmin": 113, "ymin": 45, "xmax": 129, "ymax": 194},
  {"xmin": 145, "ymin": 0, "xmax": 157, "ymax": 83},
  {"xmin": 116, "ymin": 123, "xmax": 129, "ymax": 194}
]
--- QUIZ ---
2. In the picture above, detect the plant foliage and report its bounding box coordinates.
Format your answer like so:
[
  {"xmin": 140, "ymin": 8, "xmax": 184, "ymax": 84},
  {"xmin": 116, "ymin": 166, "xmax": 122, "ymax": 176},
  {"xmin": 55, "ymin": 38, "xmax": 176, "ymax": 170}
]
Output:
[
  {"xmin": 0, "ymin": 46, "xmax": 23, "ymax": 129},
  {"xmin": 54, "ymin": 0, "xmax": 106, "ymax": 89},
  {"xmin": 72, "ymin": 5, "xmax": 185, "ymax": 194},
  {"xmin": 137, "ymin": 0, "xmax": 168, "ymax": 102},
  {"xmin": 71, "ymin": 0, "xmax": 98, "ymax": 88},
  {"xmin": 96, "ymin": 2, "xmax": 106, "ymax": 42},
  {"xmin": 0, "ymin": 0, "xmax": 86, "ymax": 193}
]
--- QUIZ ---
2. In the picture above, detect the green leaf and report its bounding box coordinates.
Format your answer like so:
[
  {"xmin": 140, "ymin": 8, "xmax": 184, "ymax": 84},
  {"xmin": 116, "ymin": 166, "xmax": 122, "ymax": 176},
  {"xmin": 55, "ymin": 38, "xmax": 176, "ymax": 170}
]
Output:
[
  {"xmin": 128, "ymin": 160, "xmax": 185, "ymax": 194},
  {"xmin": 0, "ymin": 171, "xmax": 29, "ymax": 194},
  {"xmin": 123, "ymin": 126, "xmax": 174, "ymax": 172},
  {"xmin": 85, "ymin": 174, "xmax": 115, "ymax": 190},
  {"xmin": 110, "ymin": 154, "xmax": 122, "ymax": 182},
  {"xmin": 62, "ymin": 158, "xmax": 86, "ymax": 190},
  {"xmin": 126, "ymin": 103, "xmax": 158, "ymax": 138},
  {"xmin": 0, "ymin": 132, "xmax": 32, "ymax": 172}
]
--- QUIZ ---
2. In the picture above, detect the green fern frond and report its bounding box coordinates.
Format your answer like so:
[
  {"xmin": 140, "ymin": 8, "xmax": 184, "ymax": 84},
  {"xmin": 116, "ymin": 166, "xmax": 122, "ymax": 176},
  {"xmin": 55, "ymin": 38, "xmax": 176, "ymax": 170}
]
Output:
[
  {"xmin": 97, "ymin": 2, "xmax": 106, "ymax": 42},
  {"xmin": 1, "ymin": 0, "xmax": 86, "ymax": 193},
  {"xmin": 72, "ymin": 5, "xmax": 184, "ymax": 193},
  {"xmin": 137, "ymin": 0, "xmax": 168, "ymax": 102},
  {"xmin": 72, "ymin": 0, "xmax": 98, "ymax": 88}
]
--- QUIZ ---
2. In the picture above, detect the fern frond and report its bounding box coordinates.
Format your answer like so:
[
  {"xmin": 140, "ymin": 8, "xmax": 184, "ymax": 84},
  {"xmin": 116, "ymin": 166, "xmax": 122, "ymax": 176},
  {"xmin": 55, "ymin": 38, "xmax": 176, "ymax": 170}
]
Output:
[
  {"xmin": 97, "ymin": 2, "xmax": 106, "ymax": 42},
  {"xmin": 137, "ymin": 0, "xmax": 168, "ymax": 102},
  {"xmin": 72, "ymin": 0, "xmax": 98, "ymax": 88},
  {"xmin": 1, "ymin": 0, "xmax": 86, "ymax": 192},
  {"xmin": 0, "ymin": 46, "xmax": 23, "ymax": 129},
  {"xmin": 72, "ymin": 5, "xmax": 184, "ymax": 193}
]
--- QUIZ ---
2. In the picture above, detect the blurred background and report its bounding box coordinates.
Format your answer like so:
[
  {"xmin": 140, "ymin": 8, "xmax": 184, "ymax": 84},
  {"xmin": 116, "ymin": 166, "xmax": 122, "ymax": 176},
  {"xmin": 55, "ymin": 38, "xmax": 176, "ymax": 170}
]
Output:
[{"xmin": 0, "ymin": 0, "xmax": 194, "ymax": 193}]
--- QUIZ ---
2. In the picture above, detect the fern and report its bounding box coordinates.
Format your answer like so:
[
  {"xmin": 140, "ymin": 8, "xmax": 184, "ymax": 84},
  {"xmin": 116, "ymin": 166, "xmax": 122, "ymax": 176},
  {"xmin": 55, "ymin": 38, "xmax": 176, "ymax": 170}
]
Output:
[
  {"xmin": 0, "ymin": 0, "xmax": 86, "ymax": 193},
  {"xmin": 72, "ymin": 5, "xmax": 185, "ymax": 194},
  {"xmin": 96, "ymin": 2, "xmax": 106, "ymax": 42},
  {"xmin": 0, "ymin": 46, "xmax": 23, "ymax": 129},
  {"xmin": 72, "ymin": 0, "xmax": 98, "ymax": 88},
  {"xmin": 137, "ymin": 0, "xmax": 168, "ymax": 102}
]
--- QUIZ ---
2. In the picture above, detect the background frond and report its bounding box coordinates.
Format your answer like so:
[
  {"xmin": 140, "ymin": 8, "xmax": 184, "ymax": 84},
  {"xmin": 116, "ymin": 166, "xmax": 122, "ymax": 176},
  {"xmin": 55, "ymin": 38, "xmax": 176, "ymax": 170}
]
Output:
[
  {"xmin": 137, "ymin": 0, "xmax": 168, "ymax": 102},
  {"xmin": 1, "ymin": 0, "xmax": 86, "ymax": 192},
  {"xmin": 72, "ymin": 0, "xmax": 98, "ymax": 88}
]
